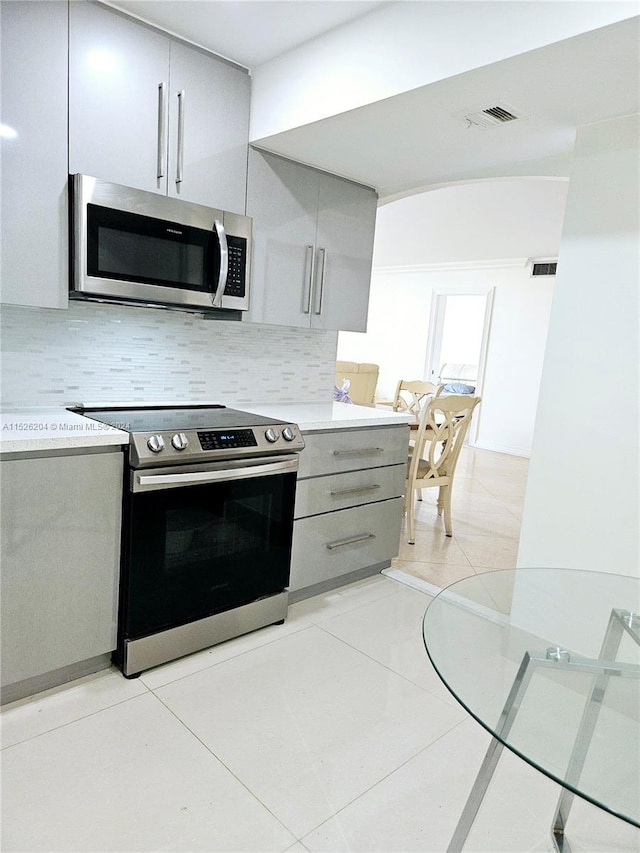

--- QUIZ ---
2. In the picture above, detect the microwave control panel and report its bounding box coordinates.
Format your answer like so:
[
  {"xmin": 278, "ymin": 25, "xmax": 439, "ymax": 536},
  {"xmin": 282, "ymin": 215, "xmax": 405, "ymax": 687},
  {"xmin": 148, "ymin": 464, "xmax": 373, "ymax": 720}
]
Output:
[{"xmin": 224, "ymin": 236, "xmax": 247, "ymax": 298}]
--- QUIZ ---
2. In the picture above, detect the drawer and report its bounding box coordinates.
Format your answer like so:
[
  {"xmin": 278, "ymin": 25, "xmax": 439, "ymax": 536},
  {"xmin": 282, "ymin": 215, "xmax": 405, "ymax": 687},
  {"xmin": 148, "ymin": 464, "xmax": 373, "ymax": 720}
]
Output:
[
  {"xmin": 297, "ymin": 426, "xmax": 409, "ymax": 479},
  {"xmin": 289, "ymin": 497, "xmax": 403, "ymax": 592},
  {"xmin": 294, "ymin": 464, "xmax": 405, "ymax": 519}
]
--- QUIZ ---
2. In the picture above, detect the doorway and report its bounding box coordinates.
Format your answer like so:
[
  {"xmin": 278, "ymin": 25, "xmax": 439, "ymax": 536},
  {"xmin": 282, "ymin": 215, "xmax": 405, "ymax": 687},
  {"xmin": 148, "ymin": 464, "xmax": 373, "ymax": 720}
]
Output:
[{"xmin": 424, "ymin": 288, "xmax": 494, "ymax": 445}]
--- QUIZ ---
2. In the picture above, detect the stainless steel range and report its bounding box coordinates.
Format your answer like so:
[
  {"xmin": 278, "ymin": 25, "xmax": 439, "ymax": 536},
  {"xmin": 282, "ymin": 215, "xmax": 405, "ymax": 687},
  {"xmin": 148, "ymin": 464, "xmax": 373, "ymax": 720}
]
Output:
[{"xmin": 72, "ymin": 405, "xmax": 304, "ymax": 677}]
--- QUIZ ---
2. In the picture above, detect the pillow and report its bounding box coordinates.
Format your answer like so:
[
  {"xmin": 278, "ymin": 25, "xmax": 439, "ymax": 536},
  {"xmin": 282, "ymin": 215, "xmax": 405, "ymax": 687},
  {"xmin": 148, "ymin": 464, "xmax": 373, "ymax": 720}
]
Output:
[{"xmin": 443, "ymin": 382, "xmax": 475, "ymax": 394}]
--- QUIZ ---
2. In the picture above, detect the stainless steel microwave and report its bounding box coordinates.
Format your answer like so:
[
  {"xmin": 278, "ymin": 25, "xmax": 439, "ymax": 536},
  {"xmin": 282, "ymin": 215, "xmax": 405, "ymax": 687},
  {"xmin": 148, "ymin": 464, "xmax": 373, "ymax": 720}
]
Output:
[{"xmin": 70, "ymin": 174, "xmax": 252, "ymax": 314}]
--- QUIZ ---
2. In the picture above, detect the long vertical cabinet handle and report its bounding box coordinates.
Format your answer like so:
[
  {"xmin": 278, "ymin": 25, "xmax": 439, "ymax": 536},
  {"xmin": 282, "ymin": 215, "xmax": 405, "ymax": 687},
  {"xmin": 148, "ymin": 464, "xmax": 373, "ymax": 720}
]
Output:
[
  {"xmin": 314, "ymin": 247, "xmax": 326, "ymax": 315},
  {"xmin": 156, "ymin": 83, "xmax": 166, "ymax": 180},
  {"xmin": 303, "ymin": 245, "xmax": 316, "ymax": 314},
  {"xmin": 176, "ymin": 90, "xmax": 186, "ymax": 185}
]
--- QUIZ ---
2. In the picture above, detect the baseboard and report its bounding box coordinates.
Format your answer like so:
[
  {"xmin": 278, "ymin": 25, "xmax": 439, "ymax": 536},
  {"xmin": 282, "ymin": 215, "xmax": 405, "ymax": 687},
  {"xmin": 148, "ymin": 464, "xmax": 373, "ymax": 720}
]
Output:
[
  {"xmin": 1, "ymin": 654, "xmax": 112, "ymax": 706},
  {"xmin": 288, "ymin": 562, "xmax": 390, "ymax": 604},
  {"xmin": 383, "ymin": 567, "xmax": 508, "ymax": 626},
  {"xmin": 381, "ymin": 567, "xmax": 443, "ymax": 597},
  {"xmin": 471, "ymin": 440, "xmax": 530, "ymax": 458}
]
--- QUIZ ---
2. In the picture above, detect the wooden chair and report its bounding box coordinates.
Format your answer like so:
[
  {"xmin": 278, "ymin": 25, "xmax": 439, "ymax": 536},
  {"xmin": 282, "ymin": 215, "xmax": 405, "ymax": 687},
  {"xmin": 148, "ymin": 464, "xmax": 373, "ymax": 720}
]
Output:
[
  {"xmin": 389, "ymin": 379, "xmax": 444, "ymax": 415},
  {"xmin": 405, "ymin": 394, "xmax": 481, "ymax": 542},
  {"xmin": 377, "ymin": 380, "xmax": 445, "ymax": 503}
]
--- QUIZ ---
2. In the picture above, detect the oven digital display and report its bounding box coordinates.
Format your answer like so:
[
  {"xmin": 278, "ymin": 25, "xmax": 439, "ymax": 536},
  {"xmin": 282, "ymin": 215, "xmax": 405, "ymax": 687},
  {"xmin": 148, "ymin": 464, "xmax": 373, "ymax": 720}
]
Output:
[{"xmin": 198, "ymin": 429, "xmax": 258, "ymax": 450}]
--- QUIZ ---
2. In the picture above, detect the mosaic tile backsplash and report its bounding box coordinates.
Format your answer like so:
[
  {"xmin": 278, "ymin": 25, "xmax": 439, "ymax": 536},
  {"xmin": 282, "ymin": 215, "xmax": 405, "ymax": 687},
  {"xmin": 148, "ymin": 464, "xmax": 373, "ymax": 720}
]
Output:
[{"xmin": 0, "ymin": 302, "xmax": 338, "ymax": 408}]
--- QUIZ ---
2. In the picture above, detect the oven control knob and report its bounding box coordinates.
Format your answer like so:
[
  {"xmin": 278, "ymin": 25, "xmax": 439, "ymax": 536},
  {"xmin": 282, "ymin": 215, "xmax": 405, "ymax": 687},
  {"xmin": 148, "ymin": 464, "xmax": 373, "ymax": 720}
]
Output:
[
  {"xmin": 171, "ymin": 432, "xmax": 189, "ymax": 451},
  {"xmin": 264, "ymin": 428, "xmax": 280, "ymax": 443},
  {"xmin": 147, "ymin": 434, "xmax": 165, "ymax": 453},
  {"xmin": 282, "ymin": 427, "xmax": 296, "ymax": 442}
]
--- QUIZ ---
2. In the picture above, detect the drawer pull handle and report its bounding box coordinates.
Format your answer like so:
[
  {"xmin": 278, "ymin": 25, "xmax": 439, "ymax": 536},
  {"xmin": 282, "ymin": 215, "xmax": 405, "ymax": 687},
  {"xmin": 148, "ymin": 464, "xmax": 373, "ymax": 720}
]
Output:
[
  {"xmin": 330, "ymin": 484, "xmax": 381, "ymax": 497},
  {"xmin": 326, "ymin": 533, "xmax": 376, "ymax": 550},
  {"xmin": 333, "ymin": 447, "xmax": 384, "ymax": 457}
]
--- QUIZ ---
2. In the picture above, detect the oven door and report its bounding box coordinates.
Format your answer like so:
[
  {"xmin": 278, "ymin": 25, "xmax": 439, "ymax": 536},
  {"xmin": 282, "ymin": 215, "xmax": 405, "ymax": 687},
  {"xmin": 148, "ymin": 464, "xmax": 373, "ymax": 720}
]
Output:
[{"xmin": 120, "ymin": 456, "xmax": 298, "ymax": 644}]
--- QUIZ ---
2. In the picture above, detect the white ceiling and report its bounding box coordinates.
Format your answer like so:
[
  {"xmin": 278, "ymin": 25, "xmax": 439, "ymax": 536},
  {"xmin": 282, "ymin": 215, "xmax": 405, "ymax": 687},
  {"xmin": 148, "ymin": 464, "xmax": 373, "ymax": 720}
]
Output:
[
  {"xmin": 253, "ymin": 16, "xmax": 640, "ymax": 199},
  {"xmin": 108, "ymin": 1, "xmax": 388, "ymax": 67},
  {"xmin": 106, "ymin": 2, "xmax": 639, "ymax": 199}
]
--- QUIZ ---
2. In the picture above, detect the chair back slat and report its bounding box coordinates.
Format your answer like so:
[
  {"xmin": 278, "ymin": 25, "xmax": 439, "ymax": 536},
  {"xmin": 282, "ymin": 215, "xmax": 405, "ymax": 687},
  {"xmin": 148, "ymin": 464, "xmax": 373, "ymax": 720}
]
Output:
[
  {"xmin": 408, "ymin": 395, "xmax": 481, "ymax": 483},
  {"xmin": 405, "ymin": 394, "xmax": 481, "ymax": 541},
  {"xmin": 393, "ymin": 379, "xmax": 443, "ymax": 415}
]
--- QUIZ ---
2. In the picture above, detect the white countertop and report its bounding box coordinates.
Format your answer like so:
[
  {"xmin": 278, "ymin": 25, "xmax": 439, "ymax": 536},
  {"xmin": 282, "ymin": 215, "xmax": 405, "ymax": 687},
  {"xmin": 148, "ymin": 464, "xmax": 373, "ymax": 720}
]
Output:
[
  {"xmin": 0, "ymin": 402, "xmax": 410, "ymax": 455},
  {"xmin": 244, "ymin": 402, "xmax": 412, "ymax": 432},
  {"xmin": 0, "ymin": 409, "xmax": 129, "ymax": 455}
]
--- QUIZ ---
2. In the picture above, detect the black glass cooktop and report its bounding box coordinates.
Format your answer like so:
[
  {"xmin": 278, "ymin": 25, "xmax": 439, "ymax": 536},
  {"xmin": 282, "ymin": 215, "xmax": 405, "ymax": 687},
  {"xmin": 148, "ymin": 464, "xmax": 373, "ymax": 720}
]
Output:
[{"xmin": 70, "ymin": 405, "xmax": 284, "ymax": 433}]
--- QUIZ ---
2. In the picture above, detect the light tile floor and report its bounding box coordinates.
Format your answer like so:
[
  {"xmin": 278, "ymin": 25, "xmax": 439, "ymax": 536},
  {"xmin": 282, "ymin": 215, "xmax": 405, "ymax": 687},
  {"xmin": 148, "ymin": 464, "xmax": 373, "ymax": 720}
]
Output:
[
  {"xmin": 2, "ymin": 448, "xmax": 639, "ymax": 852},
  {"xmin": 393, "ymin": 445, "xmax": 529, "ymax": 589}
]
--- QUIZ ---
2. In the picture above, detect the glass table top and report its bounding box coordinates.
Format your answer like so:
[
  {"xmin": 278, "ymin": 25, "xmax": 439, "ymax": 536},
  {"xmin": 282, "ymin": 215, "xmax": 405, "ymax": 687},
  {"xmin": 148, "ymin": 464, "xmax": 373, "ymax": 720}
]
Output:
[{"xmin": 423, "ymin": 568, "xmax": 640, "ymax": 827}]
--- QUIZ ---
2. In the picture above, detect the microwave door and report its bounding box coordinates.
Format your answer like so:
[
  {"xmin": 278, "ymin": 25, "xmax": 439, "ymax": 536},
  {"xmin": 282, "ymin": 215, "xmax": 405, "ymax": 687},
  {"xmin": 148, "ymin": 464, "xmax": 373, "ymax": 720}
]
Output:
[
  {"xmin": 71, "ymin": 174, "xmax": 251, "ymax": 312},
  {"xmin": 211, "ymin": 219, "xmax": 228, "ymax": 308}
]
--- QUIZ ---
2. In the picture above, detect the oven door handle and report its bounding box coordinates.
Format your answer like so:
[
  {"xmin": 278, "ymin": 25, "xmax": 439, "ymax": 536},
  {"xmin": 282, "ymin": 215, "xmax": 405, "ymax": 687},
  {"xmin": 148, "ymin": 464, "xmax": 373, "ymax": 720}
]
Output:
[{"xmin": 134, "ymin": 456, "xmax": 298, "ymax": 492}]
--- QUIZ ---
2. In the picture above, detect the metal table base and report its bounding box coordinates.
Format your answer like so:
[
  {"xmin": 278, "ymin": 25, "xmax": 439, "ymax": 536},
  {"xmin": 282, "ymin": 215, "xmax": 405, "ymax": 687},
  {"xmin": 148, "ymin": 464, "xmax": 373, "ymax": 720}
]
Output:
[{"xmin": 448, "ymin": 608, "xmax": 640, "ymax": 853}]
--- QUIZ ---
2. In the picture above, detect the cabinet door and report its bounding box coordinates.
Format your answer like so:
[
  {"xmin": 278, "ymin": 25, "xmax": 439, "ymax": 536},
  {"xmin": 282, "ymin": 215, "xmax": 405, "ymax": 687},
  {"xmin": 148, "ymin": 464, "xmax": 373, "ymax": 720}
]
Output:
[
  {"xmin": 0, "ymin": 0, "xmax": 68, "ymax": 308},
  {"xmin": 167, "ymin": 42, "xmax": 250, "ymax": 212},
  {"xmin": 69, "ymin": 2, "xmax": 170, "ymax": 194},
  {"xmin": 312, "ymin": 174, "xmax": 378, "ymax": 332},
  {"xmin": 246, "ymin": 149, "xmax": 320, "ymax": 327},
  {"xmin": 0, "ymin": 451, "xmax": 123, "ymax": 693}
]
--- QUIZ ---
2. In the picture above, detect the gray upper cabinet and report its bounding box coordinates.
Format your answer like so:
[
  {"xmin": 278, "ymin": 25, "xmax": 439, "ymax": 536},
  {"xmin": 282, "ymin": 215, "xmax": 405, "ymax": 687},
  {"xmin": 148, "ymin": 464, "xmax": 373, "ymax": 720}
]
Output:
[
  {"xmin": 246, "ymin": 149, "xmax": 377, "ymax": 331},
  {"xmin": 69, "ymin": 1, "xmax": 250, "ymax": 213},
  {"xmin": 314, "ymin": 173, "xmax": 379, "ymax": 332},
  {"xmin": 0, "ymin": 0, "xmax": 69, "ymax": 309},
  {"xmin": 167, "ymin": 41, "xmax": 250, "ymax": 212},
  {"xmin": 246, "ymin": 150, "xmax": 320, "ymax": 327},
  {"xmin": 69, "ymin": 1, "xmax": 170, "ymax": 196}
]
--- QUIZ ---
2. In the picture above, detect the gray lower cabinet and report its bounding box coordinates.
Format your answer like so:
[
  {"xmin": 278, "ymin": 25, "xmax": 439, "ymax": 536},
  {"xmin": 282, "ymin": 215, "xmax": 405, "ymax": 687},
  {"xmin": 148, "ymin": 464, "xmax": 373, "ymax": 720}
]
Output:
[
  {"xmin": 289, "ymin": 425, "xmax": 408, "ymax": 600},
  {"xmin": 0, "ymin": 449, "xmax": 123, "ymax": 704}
]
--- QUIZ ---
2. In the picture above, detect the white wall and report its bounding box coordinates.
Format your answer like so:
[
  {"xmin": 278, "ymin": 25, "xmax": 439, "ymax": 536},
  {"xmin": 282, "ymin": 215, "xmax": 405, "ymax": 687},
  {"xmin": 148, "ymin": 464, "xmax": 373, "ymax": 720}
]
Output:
[
  {"xmin": 479, "ymin": 266, "xmax": 555, "ymax": 456},
  {"xmin": 373, "ymin": 179, "xmax": 570, "ymax": 265},
  {"xmin": 338, "ymin": 179, "xmax": 567, "ymax": 456},
  {"xmin": 250, "ymin": 1, "xmax": 636, "ymax": 140},
  {"xmin": 338, "ymin": 269, "xmax": 434, "ymax": 401},
  {"xmin": 339, "ymin": 264, "xmax": 554, "ymax": 456},
  {"xmin": 517, "ymin": 114, "xmax": 639, "ymax": 577}
]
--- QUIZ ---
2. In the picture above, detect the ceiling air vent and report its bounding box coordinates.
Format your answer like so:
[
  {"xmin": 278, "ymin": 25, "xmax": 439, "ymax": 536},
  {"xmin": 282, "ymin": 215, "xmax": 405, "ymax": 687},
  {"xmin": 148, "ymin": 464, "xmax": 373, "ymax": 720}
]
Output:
[
  {"xmin": 456, "ymin": 101, "xmax": 528, "ymax": 130},
  {"xmin": 530, "ymin": 260, "xmax": 558, "ymax": 277}
]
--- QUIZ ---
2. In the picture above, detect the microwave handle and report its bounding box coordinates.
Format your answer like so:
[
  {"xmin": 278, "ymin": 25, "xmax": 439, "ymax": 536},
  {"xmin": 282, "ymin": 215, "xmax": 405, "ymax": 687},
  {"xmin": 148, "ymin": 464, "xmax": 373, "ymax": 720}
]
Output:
[{"xmin": 212, "ymin": 219, "xmax": 229, "ymax": 308}]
